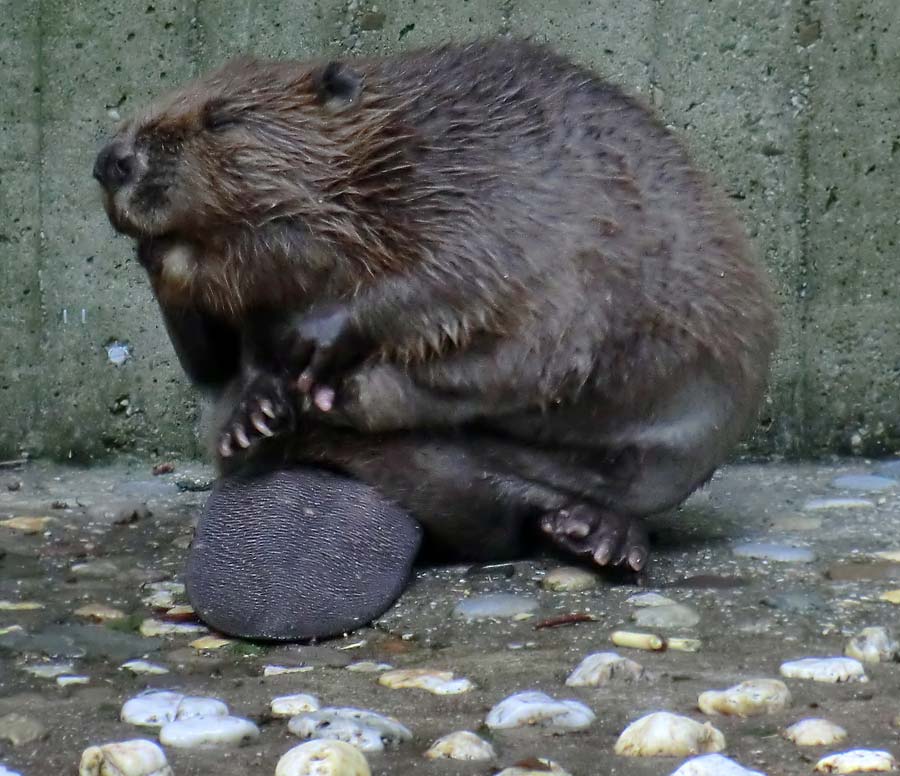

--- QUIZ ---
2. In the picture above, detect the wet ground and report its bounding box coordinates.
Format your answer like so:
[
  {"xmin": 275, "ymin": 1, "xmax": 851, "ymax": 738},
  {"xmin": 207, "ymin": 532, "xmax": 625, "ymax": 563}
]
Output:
[{"xmin": 0, "ymin": 457, "xmax": 898, "ymax": 775}]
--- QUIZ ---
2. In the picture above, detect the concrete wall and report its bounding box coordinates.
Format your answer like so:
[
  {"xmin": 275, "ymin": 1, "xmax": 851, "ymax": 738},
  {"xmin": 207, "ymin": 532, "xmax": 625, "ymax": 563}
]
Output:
[{"xmin": 1, "ymin": 0, "xmax": 897, "ymax": 462}]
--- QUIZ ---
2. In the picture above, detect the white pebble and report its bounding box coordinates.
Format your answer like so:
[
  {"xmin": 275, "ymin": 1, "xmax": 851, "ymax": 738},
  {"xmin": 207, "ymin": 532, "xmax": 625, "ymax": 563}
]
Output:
[
  {"xmin": 566, "ymin": 652, "xmax": 646, "ymax": 687},
  {"xmin": 780, "ymin": 657, "xmax": 867, "ymax": 683},
  {"xmin": 0, "ymin": 767, "xmax": 22, "ymax": 776},
  {"xmin": 844, "ymin": 627, "xmax": 899, "ymax": 664},
  {"xmin": 670, "ymin": 753, "xmax": 766, "ymax": 775},
  {"xmin": 120, "ymin": 661, "xmax": 169, "ymax": 676},
  {"xmin": 276, "ymin": 741, "xmax": 371, "ymax": 776},
  {"xmin": 698, "ymin": 679, "xmax": 791, "ymax": 717},
  {"xmin": 264, "ymin": 665, "xmax": 313, "ymax": 677},
  {"xmin": 485, "ymin": 691, "xmax": 595, "ymax": 731},
  {"xmin": 271, "ymin": 694, "xmax": 321, "ymax": 717},
  {"xmin": 732, "ymin": 542, "xmax": 816, "ymax": 563},
  {"xmin": 814, "ymin": 750, "xmax": 897, "ymax": 773},
  {"xmin": 23, "ymin": 662, "xmax": 75, "ymax": 679},
  {"xmin": 57, "ymin": 675, "xmax": 90, "ymax": 687},
  {"xmin": 804, "ymin": 497, "xmax": 875, "ymax": 511},
  {"xmin": 159, "ymin": 715, "xmax": 259, "ymax": 749},
  {"xmin": 425, "ymin": 731, "xmax": 496, "ymax": 761},
  {"xmin": 139, "ymin": 618, "xmax": 207, "ymax": 637},
  {"xmin": 121, "ymin": 691, "xmax": 228, "ymax": 728},
  {"xmin": 345, "ymin": 661, "xmax": 392, "ymax": 673},
  {"xmin": 494, "ymin": 759, "xmax": 571, "ymax": 775},
  {"xmin": 454, "ymin": 593, "xmax": 539, "ymax": 620},
  {"xmin": 615, "ymin": 712, "xmax": 725, "ymax": 757},
  {"xmin": 379, "ymin": 668, "xmax": 473, "ymax": 695},
  {"xmin": 633, "ymin": 603, "xmax": 700, "ymax": 629},
  {"xmin": 784, "ymin": 719, "xmax": 848, "ymax": 747},
  {"xmin": 627, "ymin": 592, "xmax": 676, "ymax": 607},
  {"xmin": 79, "ymin": 739, "xmax": 172, "ymax": 776},
  {"xmin": 288, "ymin": 708, "xmax": 411, "ymax": 752},
  {"xmin": 541, "ymin": 566, "xmax": 598, "ymax": 592}
]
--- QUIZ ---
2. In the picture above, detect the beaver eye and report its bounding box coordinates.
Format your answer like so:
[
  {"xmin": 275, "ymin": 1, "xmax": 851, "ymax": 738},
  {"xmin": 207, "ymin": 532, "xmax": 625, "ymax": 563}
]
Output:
[{"xmin": 203, "ymin": 100, "xmax": 239, "ymax": 132}]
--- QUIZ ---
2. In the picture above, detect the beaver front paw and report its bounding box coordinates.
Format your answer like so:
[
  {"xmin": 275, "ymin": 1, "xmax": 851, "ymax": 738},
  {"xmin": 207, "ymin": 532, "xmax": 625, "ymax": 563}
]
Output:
[
  {"xmin": 284, "ymin": 304, "xmax": 372, "ymax": 414},
  {"xmin": 218, "ymin": 373, "xmax": 296, "ymax": 459}
]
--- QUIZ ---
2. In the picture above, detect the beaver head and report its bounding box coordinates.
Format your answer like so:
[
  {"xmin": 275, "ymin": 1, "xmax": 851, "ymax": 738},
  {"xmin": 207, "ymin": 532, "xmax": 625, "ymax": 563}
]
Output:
[
  {"xmin": 93, "ymin": 56, "xmax": 417, "ymax": 312},
  {"xmin": 93, "ymin": 56, "xmax": 375, "ymax": 239}
]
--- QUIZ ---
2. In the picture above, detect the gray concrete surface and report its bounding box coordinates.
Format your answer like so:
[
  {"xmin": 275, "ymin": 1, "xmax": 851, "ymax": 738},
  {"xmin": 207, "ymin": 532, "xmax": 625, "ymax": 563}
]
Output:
[
  {"xmin": 1, "ymin": 0, "xmax": 899, "ymax": 461},
  {"xmin": 1, "ymin": 457, "xmax": 900, "ymax": 775}
]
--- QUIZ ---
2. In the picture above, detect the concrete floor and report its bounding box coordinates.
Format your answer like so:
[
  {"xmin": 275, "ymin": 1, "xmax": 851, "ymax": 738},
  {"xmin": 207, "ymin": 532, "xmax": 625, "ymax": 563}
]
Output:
[{"xmin": 0, "ymin": 457, "xmax": 898, "ymax": 775}]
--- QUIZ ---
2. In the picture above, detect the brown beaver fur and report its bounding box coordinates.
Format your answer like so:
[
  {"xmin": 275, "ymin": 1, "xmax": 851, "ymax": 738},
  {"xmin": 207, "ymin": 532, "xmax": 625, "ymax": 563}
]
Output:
[{"xmin": 95, "ymin": 39, "xmax": 777, "ymax": 570}]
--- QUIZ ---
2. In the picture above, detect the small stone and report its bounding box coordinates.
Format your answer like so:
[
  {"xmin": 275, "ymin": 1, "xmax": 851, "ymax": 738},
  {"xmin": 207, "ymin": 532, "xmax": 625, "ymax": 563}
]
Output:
[
  {"xmin": 288, "ymin": 708, "xmax": 412, "ymax": 752},
  {"xmin": 152, "ymin": 462, "xmax": 175, "ymax": 476},
  {"xmin": 454, "ymin": 593, "xmax": 539, "ymax": 620},
  {"xmin": 264, "ymin": 664, "xmax": 314, "ymax": 676},
  {"xmin": 0, "ymin": 713, "xmax": 47, "ymax": 746},
  {"xmin": 79, "ymin": 739, "xmax": 173, "ymax": 776},
  {"xmin": 189, "ymin": 635, "xmax": 233, "ymax": 650},
  {"xmin": 346, "ymin": 661, "xmax": 392, "ymax": 673},
  {"xmin": 0, "ymin": 626, "xmax": 22, "ymax": 636},
  {"xmin": 615, "ymin": 712, "xmax": 725, "ymax": 757},
  {"xmin": 784, "ymin": 719, "xmax": 848, "ymax": 747},
  {"xmin": 494, "ymin": 759, "xmax": 571, "ymax": 776},
  {"xmin": 874, "ymin": 551, "xmax": 900, "ymax": 562},
  {"xmin": 698, "ymin": 679, "xmax": 791, "ymax": 717},
  {"xmin": 670, "ymin": 754, "xmax": 766, "ymax": 776},
  {"xmin": 0, "ymin": 516, "xmax": 53, "ymax": 534},
  {"xmin": 0, "ymin": 600, "xmax": 43, "ymax": 611},
  {"xmin": 159, "ymin": 715, "xmax": 260, "ymax": 749},
  {"xmin": 541, "ymin": 566, "xmax": 599, "ymax": 592},
  {"xmin": 814, "ymin": 750, "xmax": 897, "ymax": 773},
  {"xmin": 70, "ymin": 560, "xmax": 119, "ymax": 579},
  {"xmin": 0, "ymin": 766, "xmax": 22, "ymax": 776},
  {"xmin": 804, "ymin": 497, "xmax": 875, "ymax": 511},
  {"xmin": 121, "ymin": 691, "xmax": 228, "ymax": 728},
  {"xmin": 566, "ymin": 652, "xmax": 646, "ymax": 687},
  {"xmin": 276, "ymin": 741, "xmax": 371, "ymax": 776},
  {"xmin": 23, "ymin": 661, "xmax": 74, "ymax": 678},
  {"xmin": 780, "ymin": 657, "xmax": 867, "ymax": 683},
  {"xmin": 121, "ymin": 660, "xmax": 169, "ymax": 676},
  {"xmin": 139, "ymin": 618, "xmax": 207, "ymax": 637},
  {"xmin": 57, "ymin": 674, "xmax": 90, "ymax": 686},
  {"xmin": 271, "ymin": 694, "xmax": 321, "ymax": 717},
  {"xmin": 772, "ymin": 515, "xmax": 823, "ymax": 531},
  {"xmin": 627, "ymin": 592, "xmax": 676, "ymax": 607},
  {"xmin": 633, "ymin": 603, "xmax": 700, "ymax": 629},
  {"xmin": 880, "ymin": 590, "xmax": 900, "ymax": 604},
  {"xmin": 611, "ymin": 630, "xmax": 666, "ymax": 651},
  {"xmin": 379, "ymin": 668, "xmax": 474, "ymax": 695},
  {"xmin": 74, "ymin": 604, "xmax": 126, "ymax": 622},
  {"xmin": 485, "ymin": 691, "xmax": 595, "ymax": 731},
  {"xmin": 844, "ymin": 627, "xmax": 899, "ymax": 663},
  {"xmin": 763, "ymin": 591, "xmax": 828, "ymax": 613},
  {"xmin": 425, "ymin": 731, "xmax": 496, "ymax": 761},
  {"xmin": 732, "ymin": 542, "xmax": 816, "ymax": 563},
  {"xmin": 830, "ymin": 475, "xmax": 896, "ymax": 493}
]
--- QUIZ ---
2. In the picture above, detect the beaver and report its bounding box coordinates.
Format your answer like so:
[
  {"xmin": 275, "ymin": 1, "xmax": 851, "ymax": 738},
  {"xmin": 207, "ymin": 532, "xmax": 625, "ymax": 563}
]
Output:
[{"xmin": 95, "ymin": 39, "xmax": 776, "ymax": 581}]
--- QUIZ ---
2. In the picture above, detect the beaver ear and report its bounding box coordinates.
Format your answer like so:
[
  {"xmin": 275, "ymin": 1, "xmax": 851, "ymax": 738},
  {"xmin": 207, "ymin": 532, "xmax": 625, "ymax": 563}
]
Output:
[{"xmin": 314, "ymin": 61, "xmax": 363, "ymax": 109}]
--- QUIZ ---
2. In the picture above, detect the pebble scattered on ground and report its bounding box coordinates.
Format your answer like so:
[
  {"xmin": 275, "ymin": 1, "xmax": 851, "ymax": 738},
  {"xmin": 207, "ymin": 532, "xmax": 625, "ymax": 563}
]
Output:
[
  {"xmin": 614, "ymin": 711, "xmax": 725, "ymax": 757},
  {"xmin": 2, "ymin": 459, "xmax": 900, "ymax": 775}
]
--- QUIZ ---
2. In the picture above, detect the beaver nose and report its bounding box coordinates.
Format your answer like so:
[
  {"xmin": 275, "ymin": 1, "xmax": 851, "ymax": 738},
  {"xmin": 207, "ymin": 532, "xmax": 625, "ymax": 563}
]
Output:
[{"xmin": 93, "ymin": 142, "xmax": 135, "ymax": 191}]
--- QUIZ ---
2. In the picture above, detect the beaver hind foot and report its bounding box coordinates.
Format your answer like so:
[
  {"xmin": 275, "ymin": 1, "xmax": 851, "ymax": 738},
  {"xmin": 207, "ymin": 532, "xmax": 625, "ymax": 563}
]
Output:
[
  {"xmin": 541, "ymin": 505, "xmax": 650, "ymax": 572},
  {"xmin": 185, "ymin": 467, "xmax": 422, "ymax": 641}
]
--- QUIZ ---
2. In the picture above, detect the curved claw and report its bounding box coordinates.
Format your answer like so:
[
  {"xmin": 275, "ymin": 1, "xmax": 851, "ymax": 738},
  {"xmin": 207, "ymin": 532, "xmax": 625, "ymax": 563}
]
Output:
[
  {"xmin": 250, "ymin": 411, "xmax": 274, "ymax": 437},
  {"xmin": 218, "ymin": 435, "xmax": 234, "ymax": 459},
  {"xmin": 233, "ymin": 425, "xmax": 251, "ymax": 449}
]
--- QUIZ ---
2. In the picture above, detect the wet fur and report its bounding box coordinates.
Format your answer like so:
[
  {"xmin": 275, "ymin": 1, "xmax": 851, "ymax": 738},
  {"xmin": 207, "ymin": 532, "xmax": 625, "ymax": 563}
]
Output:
[{"xmin": 103, "ymin": 39, "xmax": 776, "ymax": 562}]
